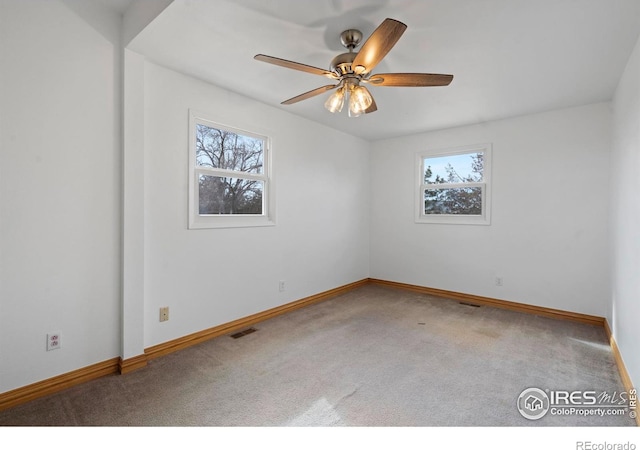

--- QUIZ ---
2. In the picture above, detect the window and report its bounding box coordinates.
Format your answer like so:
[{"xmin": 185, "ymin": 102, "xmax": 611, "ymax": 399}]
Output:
[
  {"xmin": 416, "ymin": 144, "xmax": 492, "ymax": 225},
  {"xmin": 188, "ymin": 111, "xmax": 274, "ymax": 229}
]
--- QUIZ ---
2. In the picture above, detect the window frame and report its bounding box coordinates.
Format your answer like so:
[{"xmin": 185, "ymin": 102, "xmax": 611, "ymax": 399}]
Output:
[
  {"xmin": 415, "ymin": 143, "xmax": 492, "ymax": 225},
  {"xmin": 188, "ymin": 110, "xmax": 275, "ymax": 229}
]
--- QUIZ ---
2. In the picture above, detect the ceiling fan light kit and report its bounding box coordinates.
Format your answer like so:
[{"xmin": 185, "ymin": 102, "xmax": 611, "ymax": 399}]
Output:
[
  {"xmin": 348, "ymin": 83, "xmax": 373, "ymax": 117},
  {"xmin": 255, "ymin": 18, "xmax": 453, "ymax": 117},
  {"xmin": 324, "ymin": 86, "xmax": 345, "ymax": 113}
]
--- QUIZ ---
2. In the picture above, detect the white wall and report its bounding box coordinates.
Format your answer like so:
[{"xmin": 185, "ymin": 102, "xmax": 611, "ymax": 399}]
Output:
[
  {"xmin": 370, "ymin": 103, "xmax": 612, "ymax": 317},
  {"xmin": 1, "ymin": 0, "xmax": 634, "ymax": 400},
  {"xmin": 142, "ymin": 62, "xmax": 370, "ymax": 347},
  {"xmin": 611, "ymin": 33, "xmax": 640, "ymax": 389},
  {"xmin": 0, "ymin": 0, "xmax": 122, "ymax": 392},
  {"xmin": 0, "ymin": 0, "xmax": 369, "ymax": 395}
]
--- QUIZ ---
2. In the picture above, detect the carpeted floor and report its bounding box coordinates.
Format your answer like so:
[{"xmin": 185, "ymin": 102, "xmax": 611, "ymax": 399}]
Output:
[{"xmin": 0, "ymin": 284, "xmax": 634, "ymax": 426}]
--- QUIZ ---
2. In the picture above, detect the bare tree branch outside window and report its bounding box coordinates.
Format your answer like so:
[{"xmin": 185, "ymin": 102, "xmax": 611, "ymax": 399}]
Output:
[{"xmin": 196, "ymin": 125, "xmax": 264, "ymax": 215}]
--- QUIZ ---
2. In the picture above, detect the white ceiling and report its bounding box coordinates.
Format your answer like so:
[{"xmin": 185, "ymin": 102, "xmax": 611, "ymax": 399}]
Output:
[
  {"xmin": 127, "ymin": 0, "xmax": 640, "ymax": 141},
  {"xmin": 96, "ymin": 0, "xmax": 135, "ymax": 14}
]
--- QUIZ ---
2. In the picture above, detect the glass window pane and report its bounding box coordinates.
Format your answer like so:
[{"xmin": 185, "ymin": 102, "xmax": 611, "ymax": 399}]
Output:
[
  {"xmin": 423, "ymin": 152, "xmax": 484, "ymax": 184},
  {"xmin": 424, "ymin": 187, "xmax": 483, "ymax": 215},
  {"xmin": 196, "ymin": 124, "xmax": 263, "ymax": 174},
  {"xmin": 199, "ymin": 175, "xmax": 263, "ymax": 215}
]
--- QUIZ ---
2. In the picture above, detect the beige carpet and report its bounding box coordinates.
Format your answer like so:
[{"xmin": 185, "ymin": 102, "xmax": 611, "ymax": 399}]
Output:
[{"xmin": 0, "ymin": 284, "xmax": 634, "ymax": 426}]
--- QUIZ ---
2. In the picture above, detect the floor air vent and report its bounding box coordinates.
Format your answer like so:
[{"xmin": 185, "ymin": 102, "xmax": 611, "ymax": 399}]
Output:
[
  {"xmin": 459, "ymin": 302, "xmax": 481, "ymax": 308},
  {"xmin": 230, "ymin": 327, "xmax": 257, "ymax": 339}
]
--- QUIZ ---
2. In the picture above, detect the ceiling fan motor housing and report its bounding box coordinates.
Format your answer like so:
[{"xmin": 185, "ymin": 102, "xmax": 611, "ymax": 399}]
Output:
[
  {"xmin": 330, "ymin": 52, "xmax": 357, "ymax": 76},
  {"xmin": 330, "ymin": 29, "xmax": 363, "ymax": 76}
]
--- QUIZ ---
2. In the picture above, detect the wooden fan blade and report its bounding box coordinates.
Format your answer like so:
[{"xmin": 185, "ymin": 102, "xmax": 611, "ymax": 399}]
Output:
[
  {"xmin": 254, "ymin": 54, "xmax": 337, "ymax": 79},
  {"xmin": 367, "ymin": 73, "xmax": 453, "ymax": 87},
  {"xmin": 281, "ymin": 84, "xmax": 339, "ymax": 105},
  {"xmin": 352, "ymin": 18, "xmax": 407, "ymax": 75}
]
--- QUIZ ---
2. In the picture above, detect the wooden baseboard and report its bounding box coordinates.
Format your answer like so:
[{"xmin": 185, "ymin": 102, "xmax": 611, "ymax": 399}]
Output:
[
  {"xmin": 368, "ymin": 278, "xmax": 605, "ymax": 326},
  {"xmin": 0, "ymin": 279, "xmax": 367, "ymax": 411},
  {"xmin": 372, "ymin": 278, "xmax": 638, "ymax": 426},
  {"xmin": 604, "ymin": 320, "xmax": 639, "ymax": 426},
  {"xmin": 3, "ymin": 277, "xmax": 635, "ymax": 427},
  {"xmin": 119, "ymin": 354, "xmax": 148, "ymax": 374},
  {"xmin": 145, "ymin": 278, "xmax": 369, "ymax": 360},
  {"xmin": 0, "ymin": 358, "xmax": 120, "ymax": 412}
]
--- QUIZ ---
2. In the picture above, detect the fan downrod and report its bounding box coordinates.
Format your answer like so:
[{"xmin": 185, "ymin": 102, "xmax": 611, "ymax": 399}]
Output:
[
  {"xmin": 339, "ymin": 29, "xmax": 362, "ymax": 50},
  {"xmin": 331, "ymin": 29, "xmax": 363, "ymax": 76}
]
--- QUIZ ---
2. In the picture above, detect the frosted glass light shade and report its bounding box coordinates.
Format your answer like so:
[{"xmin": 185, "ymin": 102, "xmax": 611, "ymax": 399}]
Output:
[
  {"xmin": 324, "ymin": 87, "xmax": 345, "ymax": 113},
  {"xmin": 348, "ymin": 85, "xmax": 373, "ymax": 117}
]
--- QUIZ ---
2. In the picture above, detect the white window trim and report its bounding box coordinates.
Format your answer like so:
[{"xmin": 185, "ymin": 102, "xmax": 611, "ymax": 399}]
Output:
[
  {"xmin": 415, "ymin": 143, "xmax": 492, "ymax": 225},
  {"xmin": 188, "ymin": 110, "xmax": 275, "ymax": 229}
]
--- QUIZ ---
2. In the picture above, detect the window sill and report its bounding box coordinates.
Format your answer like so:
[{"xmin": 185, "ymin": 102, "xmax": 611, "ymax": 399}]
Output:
[
  {"xmin": 415, "ymin": 215, "xmax": 491, "ymax": 226},
  {"xmin": 188, "ymin": 215, "xmax": 276, "ymax": 230}
]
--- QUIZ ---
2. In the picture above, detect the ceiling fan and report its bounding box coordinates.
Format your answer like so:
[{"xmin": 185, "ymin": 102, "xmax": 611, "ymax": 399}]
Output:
[{"xmin": 254, "ymin": 18, "xmax": 453, "ymax": 117}]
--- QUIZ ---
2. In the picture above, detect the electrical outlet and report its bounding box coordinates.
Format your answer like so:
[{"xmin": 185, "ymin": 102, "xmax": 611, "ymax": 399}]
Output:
[
  {"xmin": 47, "ymin": 333, "xmax": 61, "ymax": 351},
  {"xmin": 159, "ymin": 307, "xmax": 169, "ymax": 322},
  {"xmin": 279, "ymin": 280, "xmax": 286, "ymax": 292}
]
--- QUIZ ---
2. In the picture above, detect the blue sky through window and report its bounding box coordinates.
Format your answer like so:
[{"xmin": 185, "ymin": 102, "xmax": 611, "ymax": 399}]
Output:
[{"xmin": 424, "ymin": 152, "xmax": 482, "ymax": 183}]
